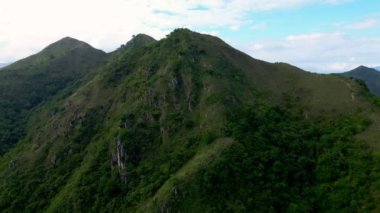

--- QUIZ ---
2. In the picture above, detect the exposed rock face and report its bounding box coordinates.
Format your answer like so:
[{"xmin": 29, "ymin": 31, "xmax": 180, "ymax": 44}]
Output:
[
  {"xmin": 50, "ymin": 154, "xmax": 57, "ymax": 165},
  {"xmin": 111, "ymin": 137, "xmax": 127, "ymax": 183},
  {"xmin": 8, "ymin": 160, "xmax": 16, "ymax": 169}
]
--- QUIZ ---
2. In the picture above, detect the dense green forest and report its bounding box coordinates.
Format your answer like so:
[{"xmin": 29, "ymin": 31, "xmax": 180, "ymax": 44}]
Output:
[
  {"xmin": 0, "ymin": 29, "xmax": 380, "ymax": 212},
  {"xmin": 0, "ymin": 37, "xmax": 107, "ymax": 154}
]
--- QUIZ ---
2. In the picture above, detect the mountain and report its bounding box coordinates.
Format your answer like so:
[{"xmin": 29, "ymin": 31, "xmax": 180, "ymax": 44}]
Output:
[
  {"xmin": 1, "ymin": 29, "xmax": 380, "ymax": 212},
  {"xmin": 0, "ymin": 37, "xmax": 107, "ymax": 154},
  {"xmin": 374, "ymin": 66, "xmax": 380, "ymax": 71},
  {"xmin": 339, "ymin": 65, "xmax": 380, "ymax": 96},
  {"xmin": 110, "ymin": 34, "xmax": 156, "ymax": 56}
]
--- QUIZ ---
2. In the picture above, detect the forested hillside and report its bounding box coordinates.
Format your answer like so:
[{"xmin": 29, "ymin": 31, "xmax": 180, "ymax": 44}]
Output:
[
  {"xmin": 0, "ymin": 29, "xmax": 380, "ymax": 212},
  {"xmin": 0, "ymin": 37, "xmax": 107, "ymax": 154}
]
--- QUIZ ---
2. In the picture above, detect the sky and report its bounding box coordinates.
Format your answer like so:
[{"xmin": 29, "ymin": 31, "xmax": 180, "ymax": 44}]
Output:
[{"xmin": 0, "ymin": 0, "xmax": 379, "ymax": 73}]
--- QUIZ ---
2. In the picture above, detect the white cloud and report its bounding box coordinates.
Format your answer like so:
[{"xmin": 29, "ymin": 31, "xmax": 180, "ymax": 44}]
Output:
[
  {"xmin": 0, "ymin": 0, "xmax": 362, "ymax": 74},
  {"xmin": 345, "ymin": 18, "xmax": 378, "ymax": 30},
  {"xmin": 200, "ymin": 31, "xmax": 220, "ymax": 36},
  {"xmin": 244, "ymin": 32, "xmax": 380, "ymax": 73},
  {"xmin": 286, "ymin": 33, "xmax": 326, "ymax": 41},
  {"xmin": 251, "ymin": 22, "xmax": 267, "ymax": 30},
  {"xmin": 0, "ymin": 0, "xmax": 352, "ymax": 63},
  {"xmin": 251, "ymin": 44, "xmax": 265, "ymax": 50}
]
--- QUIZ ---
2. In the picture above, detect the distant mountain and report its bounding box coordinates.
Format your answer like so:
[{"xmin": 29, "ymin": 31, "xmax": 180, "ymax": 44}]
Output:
[
  {"xmin": 374, "ymin": 66, "xmax": 380, "ymax": 71},
  {"xmin": 0, "ymin": 37, "xmax": 107, "ymax": 154},
  {"xmin": 339, "ymin": 65, "xmax": 380, "ymax": 96},
  {"xmin": 0, "ymin": 63, "xmax": 10, "ymax": 69},
  {"xmin": 110, "ymin": 33, "xmax": 156, "ymax": 56}
]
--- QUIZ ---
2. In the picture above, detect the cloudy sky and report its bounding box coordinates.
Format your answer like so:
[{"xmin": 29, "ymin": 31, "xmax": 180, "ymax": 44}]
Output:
[{"xmin": 0, "ymin": 0, "xmax": 379, "ymax": 73}]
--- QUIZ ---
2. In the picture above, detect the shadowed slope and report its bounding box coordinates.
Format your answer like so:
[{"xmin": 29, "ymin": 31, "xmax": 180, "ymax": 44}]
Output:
[{"xmin": 0, "ymin": 37, "xmax": 107, "ymax": 154}]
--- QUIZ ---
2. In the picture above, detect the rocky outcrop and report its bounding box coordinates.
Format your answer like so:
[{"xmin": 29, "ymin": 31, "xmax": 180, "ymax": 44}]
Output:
[{"xmin": 111, "ymin": 137, "xmax": 127, "ymax": 183}]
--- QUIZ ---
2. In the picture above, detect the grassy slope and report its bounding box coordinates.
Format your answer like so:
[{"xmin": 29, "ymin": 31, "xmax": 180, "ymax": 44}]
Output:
[
  {"xmin": 0, "ymin": 29, "xmax": 379, "ymax": 212},
  {"xmin": 0, "ymin": 37, "xmax": 107, "ymax": 154}
]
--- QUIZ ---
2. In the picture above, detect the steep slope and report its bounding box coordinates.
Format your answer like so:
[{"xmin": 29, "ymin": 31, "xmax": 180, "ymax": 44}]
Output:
[
  {"xmin": 0, "ymin": 29, "xmax": 380, "ymax": 212},
  {"xmin": 0, "ymin": 37, "xmax": 107, "ymax": 154},
  {"xmin": 339, "ymin": 65, "xmax": 380, "ymax": 96}
]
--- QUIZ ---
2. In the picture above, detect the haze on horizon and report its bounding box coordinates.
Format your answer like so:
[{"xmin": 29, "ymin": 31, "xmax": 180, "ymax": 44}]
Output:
[{"xmin": 0, "ymin": 0, "xmax": 379, "ymax": 73}]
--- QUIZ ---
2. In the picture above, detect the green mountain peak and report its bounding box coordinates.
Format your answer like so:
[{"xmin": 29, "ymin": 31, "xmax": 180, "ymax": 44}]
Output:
[
  {"xmin": 110, "ymin": 33, "xmax": 156, "ymax": 57},
  {"xmin": 354, "ymin": 65, "xmax": 375, "ymax": 71},
  {"xmin": 339, "ymin": 65, "xmax": 380, "ymax": 96},
  {"xmin": 41, "ymin": 36, "xmax": 104, "ymax": 58},
  {"xmin": 0, "ymin": 37, "xmax": 107, "ymax": 154},
  {"xmin": 53, "ymin": 36, "xmax": 81, "ymax": 44}
]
